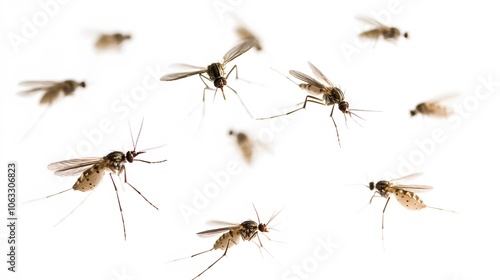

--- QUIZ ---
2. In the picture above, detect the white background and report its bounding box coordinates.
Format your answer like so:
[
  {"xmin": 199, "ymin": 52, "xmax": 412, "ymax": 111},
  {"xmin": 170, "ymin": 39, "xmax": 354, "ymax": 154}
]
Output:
[{"xmin": 1, "ymin": 0, "xmax": 500, "ymax": 280}]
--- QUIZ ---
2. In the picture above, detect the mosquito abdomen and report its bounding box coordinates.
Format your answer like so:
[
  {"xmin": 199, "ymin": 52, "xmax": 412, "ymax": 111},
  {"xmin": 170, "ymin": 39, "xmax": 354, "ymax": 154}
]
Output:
[{"xmin": 393, "ymin": 189, "xmax": 426, "ymax": 210}]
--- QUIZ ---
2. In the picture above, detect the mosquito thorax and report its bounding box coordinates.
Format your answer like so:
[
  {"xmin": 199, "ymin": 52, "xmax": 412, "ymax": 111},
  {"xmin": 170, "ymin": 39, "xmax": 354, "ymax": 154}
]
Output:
[
  {"xmin": 105, "ymin": 151, "xmax": 127, "ymax": 170},
  {"xmin": 375, "ymin": 180, "xmax": 391, "ymax": 191},
  {"xmin": 240, "ymin": 220, "xmax": 258, "ymax": 239},
  {"xmin": 207, "ymin": 63, "xmax": 225, "ymax": 80}
]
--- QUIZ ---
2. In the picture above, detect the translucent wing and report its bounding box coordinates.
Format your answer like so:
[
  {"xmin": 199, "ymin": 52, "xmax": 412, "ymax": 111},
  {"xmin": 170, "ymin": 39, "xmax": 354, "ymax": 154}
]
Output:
[
  {"xmin": 391, "ymin": 184, "xmax": 433, "ymax": 193},
  {"xmin": 196, "ymin": 226, "xmax": 238, "ymax": 238},
  {"xmin": 19, "ymin": 81, "xmax": 59, "ymax": 86},
  {"xmin": 48, "ymin": 157, "xmax": 102, "ymax": 176},
  {"xmin": 308, "ymin": 62, "xmax": 334, "ymax": 87},
  {"xmin": 39, "ymin": 88, "xmax": 63, "ymax": 104},
  {"xmin": 390, "ymin": 173, "xmax": 423, "ymax": 182},
  {"xmin": 206, "ymin": 220, "xmax": 241, "ymax": 227},
  {"xmin": 235, "ymin": 27, "xmax": 261, "ymax": 51},
  {"xmin": 222, "ymin": 40, "xmax": 256, "ymax": 64},
  {"xmin": 357, "ymin": 16, "xmax": 389, "ymax": 29},
  {"xmin": 159, "ymin": 65, "xmax": 207, "ymax": 81},
  {"xmin": 422, "ymin": 93, "xmax": 459, "ymax": 104},
  {"xmin": 289, "ymin": 70, "xmax": 327, "ymax": 89}
]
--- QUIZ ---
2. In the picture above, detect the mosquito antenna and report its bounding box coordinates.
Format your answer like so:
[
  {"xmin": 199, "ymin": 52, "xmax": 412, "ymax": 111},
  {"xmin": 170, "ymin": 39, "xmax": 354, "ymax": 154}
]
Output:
[
  {"xmin": 133, "ymin": 118, "xmax": 145, "ymax": 151},
  {"xmin": 252, "ymin": 203, "xmax": 261, "ymax": 224}
]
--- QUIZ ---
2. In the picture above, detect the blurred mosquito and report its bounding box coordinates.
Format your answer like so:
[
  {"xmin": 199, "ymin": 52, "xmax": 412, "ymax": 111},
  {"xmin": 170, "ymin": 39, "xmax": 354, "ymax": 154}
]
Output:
[
  {"xmin": 235, "ymin": 26, "xmax": 262, "ymax": 51},
  {"xmin": 40, "ymin": 120, "xmax": 166, "ymax": 240},
  {"xmin": 160, "ymin": 40, "xmax": 257, "ymax": 118},
  {"xmin": 169, "ymin": 204, "xmax": 281, "ymax": 280},
  {"xmin": 410, "ymin": 94, "xmax": 456, "ymax": 118},
  {"xmin": 257, "ymin": 62, "xmax": 371, "ymax": 147},
  {"xmin": 367, "ymin": 174, "xmax": 455, "ymax": 240},
  {"xmin": 357, "ymin": 16, "xmax": 408, "ymax": 43},
  {"xmin": 18, "ymin": 80, "xmax": 86, "ymax": 140},
  {"xmin": 228, "ymin": 130, "xmax": 255, "ymax": 164},
  {"xmin": 95, "ymin": 33, "xmax": 132, "ymax": 50}
]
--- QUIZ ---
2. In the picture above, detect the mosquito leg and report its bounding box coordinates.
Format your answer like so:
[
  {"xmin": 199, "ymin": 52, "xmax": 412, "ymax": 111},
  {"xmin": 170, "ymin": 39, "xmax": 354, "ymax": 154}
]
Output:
[
  {"xmin": 329, "ymin": 105, "xmax": 341, "ymax": 147},
  {"xmin": 53, "ymin": 192, "xmax": 93, "ymax": 228},
  {"xmin": 121, "ymin": 166, "xmax": 158, "ymax": 210},
  {"xmin": 256, "ymin": 95, "xmax": 324, "ymax": 120},
  {"xmin": 381, "ymin": 197, "xmax": 391, "ymax": 241},
  {"xmin": 226, "ymin": 65, "xmax": 238, "ymax": 80},
  {"xmin": 109, "ymin": 173, "xmax": 127, "ymax": 240},
  {"xmin": 225, "ymin": 84, "xmax": 254, "ymax": 119},
  {"xmin": 193, "ymin": 238, "xmax": 235, "ymax": 280}
]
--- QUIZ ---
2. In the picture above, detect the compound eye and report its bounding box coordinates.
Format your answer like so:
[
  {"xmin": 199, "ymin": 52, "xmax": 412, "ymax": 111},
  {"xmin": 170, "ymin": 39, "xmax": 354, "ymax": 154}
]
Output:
[{"xmin": 126, "ymin": 151, "xmax": 134, "ymax": 163}]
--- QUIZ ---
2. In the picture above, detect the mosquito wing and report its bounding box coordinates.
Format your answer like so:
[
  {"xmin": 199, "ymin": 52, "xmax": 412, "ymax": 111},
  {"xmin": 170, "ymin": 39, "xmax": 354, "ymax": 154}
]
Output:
[
  {"xmin": 19, "ymin": 81, "xmax": 59, "ymax": 87},
  {"xmin": 159, "ymin": 65, "xmax": 207, "ymax": 81},
  {"xmin": 48, "ymin": 157, "xmax": 102, "ymax": 176},
  {"xmin": 391, "ymin": 184, "xmax": 433, "ymax": 193},
  {"xmin": 422, "ymin": 93, "xmax": 459, "ymax": 104},
  {"xmin": 390, "ymin": 173, "xmax": 423, "ymax": 182},
  {"xmin": 222, "ymin": 40, "xmax": 256, "ymax": 64},
  {"xmin": 196, "ymin": 226, "xmax": 238, "ymax": 238},
  {"xmin": 308, "ymin": 62, "xmax": 334, "ymax": 87},
  {"xmin": 289, "ymin": 70, "xmax": 327, "ymax": 89},
  {"xmin": 357, "ymin": 16, "xmax": 390, "ymax": 29}
]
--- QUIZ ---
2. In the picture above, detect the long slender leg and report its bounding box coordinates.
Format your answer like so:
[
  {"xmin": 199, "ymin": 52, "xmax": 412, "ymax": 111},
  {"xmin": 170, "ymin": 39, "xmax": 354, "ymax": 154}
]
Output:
[
  {"xmin": 329, "ymin": 105, "xmax": 341, "ymax": 147},
  {"xmin": 109, "ymin": 173, "xmax": 126, "ymax": 240},
  {"xmin": 256, "ymin": 95, "xmax": 325, "ymax": 120},
  {"xmin": 193, "ymin": 238, "xmax": 236, "ymax": 280},
  {"xmin": 121, "ymin": 166, "xmax": 158, "ymax": 210},
  {"xmin": 225, "ymin": 84, "xmax": 254, "ymax": 119},
  {"xmin": 53, "ymin": 192, "xmax": 93, "ymax": 228},
  {"xmin": 381, "ymin": 197, "xmax": 391, "ymax": 241},
  {"xmin": 226, "ymin": 65, "xmax": 238, "ymax": 80}
]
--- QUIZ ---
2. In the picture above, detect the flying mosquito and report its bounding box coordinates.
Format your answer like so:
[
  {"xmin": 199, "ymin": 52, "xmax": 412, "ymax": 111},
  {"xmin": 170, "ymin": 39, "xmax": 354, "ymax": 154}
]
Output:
[
  {"xmin": 257, "ymin": 62, "xmax": 369, "ymax": 147},
  {"xmin": 367, "ymin": 174, "xmax": 454, "ymax": 240},
  {"xmin": 170, "ymin": 205, "xmax": 281, "ymax": 280},
  {"xmin": 95, "ymin": 33, "xmax": 132, "ymax": 49},
  {"xmin": 357, "ymin": 16, "xmax": 408, "ymax": 42},
  {"xmin": 228, "ymin": 129, "xmax": 254, "ymax": 164},
  {"xmin": 18, "ymin": 80, "xmax": 86, "ymax": 105},
  {"xmin": 43, "ymin": 120, "xmax": 166, "ymax": 240},
  {"xmin": 410, "ymin": 94, "xmax": 456, "ymax": 118},
  {"xmin": 18, "ymin": 80, "xmax": 86, "ymax": 140},
  {"xmin": 159, "ymin": 40, "xmax": 257, "ymax": 118},
  {"xmin": 235, "ymin": 26, "xmax": 262, "ymax": 51}
]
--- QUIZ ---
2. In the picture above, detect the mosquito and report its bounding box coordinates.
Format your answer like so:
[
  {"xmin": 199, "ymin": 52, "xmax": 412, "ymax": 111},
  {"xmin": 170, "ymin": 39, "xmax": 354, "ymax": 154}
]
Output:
[
  {"xmin": 235, "ymin": 26, "xmax": 262, "ymax": 51},
  {"xmin": 357, "ymin": 16, "xmax": 408, "ymax": 42},
  {"xmin": 43, "ymin": 120, "xmax": 166, "ymax": 240},
  {"xmin": 228, "ymin": 130, "xmax": 254, "ymax": 164},
  {"xmin": 95, "ymin": 33, "xmax": 132, "ymax": 49},
  {"xmin": 367, "ymin": 174, "xmax": 454, "ymax": 240},
  {"xmin": 18, "ymin": 80, "xmax": 86, "ymax": 140},
  {"xmin": 257, "ymin": 62, "xmax": 369, "ymax": 147},
  {"xmin": 159, "ymin": 40, "xmax": 256, "ymax": 118},
  {"xmin": 170, "ymin": 205, "xmax": 281, "ymax": 280},
  {"xmin": 18, "ymin": 80, "xmax": 86, "ymax": 105},
  {"xmin": 410, "ymin": 94, "xmax": 456, "ymax": 118}
]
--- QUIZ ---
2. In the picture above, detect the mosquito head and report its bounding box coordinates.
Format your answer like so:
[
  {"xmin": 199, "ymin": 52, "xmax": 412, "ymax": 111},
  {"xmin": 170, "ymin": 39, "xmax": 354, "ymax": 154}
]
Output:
[
  {"xmin": 403, "ymin": 32, "xmax": 409, "ymax": 39},
  {"xmin": 368, "ymin": 181, "xmax": 376, "ymax": 191},
  {"xmin": 80, "ymin": 81, "xmax": 86, "ymax": 88},
  {"xmin": 410, "ymin": 109, "xmax": 418, "ymax": 117},
  {"xmin": 228, "ymin": 130, "xmax": 235, "ymax": 136},
  {"xmin": 214, "ymin": 77, "xmax": 227, "ymax": 89},
  {"xmin": 126, "ymin": 150, "xmax": 145, "ymax": 163},
  {"xmin": 338, "ymin": 101, "xmax": 349, "ymax": 114}
]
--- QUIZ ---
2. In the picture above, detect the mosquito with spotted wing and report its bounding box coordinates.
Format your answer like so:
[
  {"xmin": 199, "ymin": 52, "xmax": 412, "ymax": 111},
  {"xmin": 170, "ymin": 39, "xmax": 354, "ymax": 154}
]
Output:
[
  {"xmin": 160, "ymin": 40, "xmax": 257, "ymax": 118},
  {"xmin": 40, "ymin": 120, "xmax": 166, "ymax": 240},
  {"xmin": 18, "ymin": 80, "xmax": 86, "ymax": 139},
  {"xmin": 367, "ymin": 173, "xmax": 455, "ymax": 240},
  {"xmin": 357, "ymin": 16, "xmax": 408, "ymax": 43},
  {"xmin": 257, "ymin": 62, "xmax": 371, "ymax": 147},
  {"xmin": 169, "ymin": 205, "xmax": 281, "ymax": 280}
]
